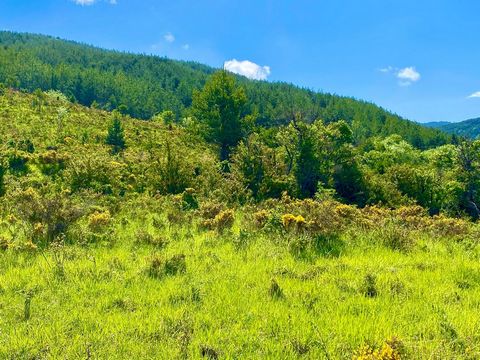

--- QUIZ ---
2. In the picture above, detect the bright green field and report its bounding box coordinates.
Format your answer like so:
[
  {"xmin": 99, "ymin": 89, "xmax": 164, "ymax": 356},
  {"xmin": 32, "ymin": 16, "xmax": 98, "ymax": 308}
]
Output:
[{"xmin": 2, "ymin": 212, "xmax": 480, "ymax": 359}]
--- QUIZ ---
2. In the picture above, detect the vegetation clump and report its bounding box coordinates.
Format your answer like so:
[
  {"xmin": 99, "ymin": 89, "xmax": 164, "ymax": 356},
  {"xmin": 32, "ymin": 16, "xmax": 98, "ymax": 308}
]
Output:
[
  {"xmin": 203, "ymin": 209, "xmax": 235, "ymax": 233},
  {"xmin": 353, "ymin": 337, "xmax": 404, "ymax": 360}
]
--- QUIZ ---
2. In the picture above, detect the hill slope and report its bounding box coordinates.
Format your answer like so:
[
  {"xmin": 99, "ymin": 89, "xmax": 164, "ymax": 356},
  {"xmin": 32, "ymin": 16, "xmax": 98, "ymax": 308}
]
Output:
[
  {"xmin": 1, "ymin": 89, "xmax": 480, "ymax": 359},
  {"xmin": 425, "ymin": 118, "xmax": 480, "ymax": 139},
  {"xmin": 0, "ymin": 31, "xmax": 449, "ymax": 148}
]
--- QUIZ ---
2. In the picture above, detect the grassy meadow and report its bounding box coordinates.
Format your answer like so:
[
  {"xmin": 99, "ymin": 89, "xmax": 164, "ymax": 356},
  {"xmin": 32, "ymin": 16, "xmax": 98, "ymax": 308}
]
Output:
[
  {"xmin": 1, "ymin": 89, "xmax": 480, "ymax": 359},
  {"xmin": 2, "ymin": 199, "xmax": 480, "ymax": 359}
]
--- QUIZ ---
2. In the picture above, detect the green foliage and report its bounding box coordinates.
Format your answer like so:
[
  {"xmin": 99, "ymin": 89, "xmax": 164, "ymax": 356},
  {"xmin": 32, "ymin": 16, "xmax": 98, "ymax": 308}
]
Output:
[
  {"xmin": 0, "ymin": 163, "xmax": 5, "ymax": 196},
  {"xmin": 191, "ymin": 71, "xmax": 247, "ymax": 160},
  {"xmin": 153, "ymin": 110, "xmax": 176, "ymax": 125},
  {"xmin": 456, "ymin": 140, "xmax": 480, "ymax": 219},
  {"xmin": 105, "ymin": 113, "xmax": 126, "ymax": 154},
  {"xmin": 153, "ymin": 140, "xmax": 192, "ymax": 194}
]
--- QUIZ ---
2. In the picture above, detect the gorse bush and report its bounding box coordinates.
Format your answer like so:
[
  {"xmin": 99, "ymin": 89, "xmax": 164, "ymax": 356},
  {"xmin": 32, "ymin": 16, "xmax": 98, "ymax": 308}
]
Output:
[
  {"xmin": 88, "ymin": 210, "xmax": 112, "ymax": 232},
  {"xmin": 37, "ymin": 150, "xmax": 67, "ymax": 176},
  {"xmin": 12, "ymin": 187, "xmax": 83, "ymax": 244},
  {"xmin": 203, "ymin": 209, "xmax": 235, "ymax": 233}
]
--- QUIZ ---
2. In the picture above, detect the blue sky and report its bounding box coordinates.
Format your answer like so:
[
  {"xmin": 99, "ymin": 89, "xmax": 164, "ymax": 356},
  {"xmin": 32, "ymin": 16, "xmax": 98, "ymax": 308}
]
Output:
[{"xmin": 1, "ymin": 0, "xmax": 479, "ymax": 123}]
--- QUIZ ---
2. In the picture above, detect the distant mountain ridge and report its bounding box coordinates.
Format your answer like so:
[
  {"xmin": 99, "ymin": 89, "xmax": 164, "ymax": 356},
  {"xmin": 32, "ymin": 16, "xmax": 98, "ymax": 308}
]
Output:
[{"xmin": 424, "ymin": 118, "xmax": 480, "ymax": 139}]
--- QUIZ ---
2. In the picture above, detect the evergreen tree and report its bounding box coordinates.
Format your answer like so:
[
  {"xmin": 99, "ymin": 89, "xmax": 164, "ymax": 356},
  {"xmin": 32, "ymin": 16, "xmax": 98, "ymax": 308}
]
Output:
[
  {"xmin": 105, "ymin": 113, "xmax": 126, "ymax": 154},
  {"xmin": 190, "ymin": 70, "xmax": 247, "ymax": 161}
]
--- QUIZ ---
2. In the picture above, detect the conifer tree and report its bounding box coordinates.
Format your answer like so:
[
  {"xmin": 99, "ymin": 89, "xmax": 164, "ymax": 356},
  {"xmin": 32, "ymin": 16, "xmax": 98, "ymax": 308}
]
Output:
[
  {"xmin": 106, "ymin": 112, "xmax": 126, "ymax": 154},
  {"xmin": 190, "ymin": 70, "xmax": 247, "ymax": 161}
]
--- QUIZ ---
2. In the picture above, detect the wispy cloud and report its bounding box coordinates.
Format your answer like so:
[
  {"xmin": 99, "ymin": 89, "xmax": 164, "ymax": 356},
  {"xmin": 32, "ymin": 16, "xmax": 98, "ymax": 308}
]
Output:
[
  {"xmin": 379, "ymin": 66, "xmax": 393, "ymax": 73},
  {"xmin": 224, "ymin": 59, "xmax": 271, "ymax": 80},
  {"xmin": 468, "ymin": 91, "xmax": 480, "ymax": 99},
  {"xmin": 73, "ymin": 0, "xmax": 117, "ymax": 5},
  {"xmin": 73, "ymin": 0, "xmax": 96, "ymax": 5},
  {"xmin": 164, "ymin": 32, "xmax": 175, "ymax": 43},
  {"xmin": 379, "ymin": 65, "xmax": 421, "ymax": 86}
]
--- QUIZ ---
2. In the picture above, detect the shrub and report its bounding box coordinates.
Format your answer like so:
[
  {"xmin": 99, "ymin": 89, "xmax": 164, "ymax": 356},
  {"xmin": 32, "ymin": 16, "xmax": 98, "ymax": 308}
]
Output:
[
  {"xmin": 361, "ymin": 274, "xmax": 378, "ymax": 298},
  {"xmin": 12, "ymin": 187, "xmax": 83, "ymax": 243},
  {"xmin": 148, "ymin": 254, "xmax": 186, "ymax": 278},
  {"xmin": 37, "ymin": 150, "xmax": 67, "ymax": 176},
  {"xmin": 148, "ymin": 256, "xmax": 164, "ymax": 278},
  {"xmin": 182, "ymin": 188, "xmax": 199, "ymax": 210},
  {"xmin": 165, "ymin": 254, "xmax": 187, "ymax": 275},
  {"xmin": 0, "ymin": 236, "xmax": 10, "ymax": 251},
  {"xmin": 353, "ymin": 337, "xmax": 404, "ymax": 360},
  {"xmin": 105, "ymin": 114, "xmax": 126, "ymax": 154},
  {"xmin": 428, "ymin": 215, "xmax": 469, "ymax": 238},
  {"xmin": 282, "ymin": 214, "xmax": 306, "ymax": 232},
  {"xmin": 153, "ymin": 141, "xmax": 192, "ymax": 195},
  {"xmin": 200, "ymin": 345, "xmax": 219, "ymax": 359},
  {"xmin": 199, "ymin": 201, "xmax": 224, "ymax": 220},
  {"xmin": 135, "ymin": 230, "xmax": 168, "ymax": 248},
  {"xmin": 379, "ymin": 220, "xmax": 414, "ymax": 252},
  {"xmin": 203, "ymin": 209, "xmax": 235, "ymax": 233},
  {"xmin": 67, "ymin": 153, "xmax": 118, "ymax": 194},
  {"xmin": 7, "ymin": 149, "xmax": 30, "ymax": 174},
  {"xmin": 269, "ymin": 279, "xmax": 284, "ymax": 299},
  {"xmin": 88, "ymin": 211, "xmax": 112, "ymax": 232},
  {"xmin": 252, "ymin": 209, "xmax": 270, "ymax": 228}
]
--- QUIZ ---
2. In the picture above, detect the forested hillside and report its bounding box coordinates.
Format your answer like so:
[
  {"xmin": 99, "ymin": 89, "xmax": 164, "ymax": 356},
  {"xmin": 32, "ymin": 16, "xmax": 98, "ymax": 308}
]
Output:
[
  {"xmin": 0, "ymin": 31, "xmax": 450, "ymax": 148},
  {"xmin": 426, "ymin": 118, "xmax": 480, "ymax": 139}
]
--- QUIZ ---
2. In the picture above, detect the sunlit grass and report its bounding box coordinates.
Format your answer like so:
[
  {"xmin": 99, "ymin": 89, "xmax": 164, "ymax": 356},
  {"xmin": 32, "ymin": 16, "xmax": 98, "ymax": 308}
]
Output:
[{"xmin": 2, "ymin": 215, "xmax": 480, "ymax": 359}]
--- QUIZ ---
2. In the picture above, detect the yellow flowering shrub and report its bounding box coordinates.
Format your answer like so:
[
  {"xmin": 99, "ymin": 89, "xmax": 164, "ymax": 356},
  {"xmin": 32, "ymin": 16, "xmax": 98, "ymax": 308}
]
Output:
[
  {"xmin": 282, "ymin": 214, "xmax": 306, "ymax": 231},
  {"xmin": 253, "ymin": 209, "xmax": 271, "ymax": 228},
  {"xmin": 88, "ymin": 210, "xmax": 112, "ymax": 231},
  {"xmin": 353, "ymin": 337, "xmax": 404, "ymax": 360},
  {"xmin": 428, "ymin": 215, "xmax": 469, "ymax": 237},
  {"xmin": 203, "ymin": 209, "xmax": 235, "ymax": 233}
]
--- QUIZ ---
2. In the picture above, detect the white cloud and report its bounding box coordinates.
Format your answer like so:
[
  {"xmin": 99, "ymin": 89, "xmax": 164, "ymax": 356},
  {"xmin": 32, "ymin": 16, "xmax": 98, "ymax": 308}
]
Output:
[
  {"xmin": 468, "ymin": 91, "xmax": 480, "ymax": 98},
  {"xmin": 224, "ymin": 59, "xmax": 271, "ymax": 80},
  {"xmin": 164, "ymin": 32, "xmax": 175, "ymax": 43},
  {"xmin": 379, "ymin": 66, "xmax": 421, "ymax": 86},
  {"xmin": 396, "ymin": 67, "xmax": 421, "ymax": 86}
]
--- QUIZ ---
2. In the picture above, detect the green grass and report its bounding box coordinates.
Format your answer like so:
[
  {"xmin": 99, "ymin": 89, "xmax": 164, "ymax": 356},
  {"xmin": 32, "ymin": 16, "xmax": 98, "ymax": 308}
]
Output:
[
  {"xmin": 2, "ymin": 212, "xmax": 480, "ymax": 359},
  {"xmin": 1, "ymin": 88, "xmax": 479, "ymax": 359}
]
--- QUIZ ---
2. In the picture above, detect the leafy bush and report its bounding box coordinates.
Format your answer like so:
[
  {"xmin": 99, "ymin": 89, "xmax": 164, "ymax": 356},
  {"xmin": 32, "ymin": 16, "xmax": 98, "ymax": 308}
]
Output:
[
  {"xmin": 12, "ymin": 187, "xmax": 83, "ymax": 243},
  {"xmin": 88, "ymin": 210, "xmax": 112, "ymax": 232},
  {"xmin": 202, "ymin": 209, "xmax": 235, "ymax": 233},
  {"xmin": 6, "ymin": 149, "xmax": 30, "ymax": 174},
  {"xmin": 37, "ymin": 150, "xmax": 67, "ymax": 176},
  {"xmin": 148, "ymin": 254, "xmax": 187, "ymax": 278}
]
